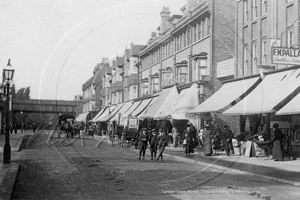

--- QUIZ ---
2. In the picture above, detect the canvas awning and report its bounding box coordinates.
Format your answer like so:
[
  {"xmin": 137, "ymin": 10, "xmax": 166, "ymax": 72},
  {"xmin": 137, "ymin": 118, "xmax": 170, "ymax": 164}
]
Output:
[
  {"xmin": 276, "ymin": 87, "xmax": 300, "ymax": 115},
  {"xmin": 89, "ymin": 107, "xmax": 107, "ymax": 122},
  {"xmin": 137, "ymin": 97, "xmax": 158, "ymax": 118},
  {"xmin": 139, "ymin": 86, "xmax": 178, "ymax": 119},
  {"xmin": 96, "ymin": 103, "xmax": 124, "ymax": 122},
  {"xmin": 188, "ymin": 76, "xmax": 261, "ymax": 114},
  {"xmin": 110, "ymin": 101, "xmax": 133, "ymax": 122},
  {"xmin": 75, "ymin": 112, "xmax": 89, "ymax": 122},
  {"xmin": 122, "ymin": 101, "xmax": 141, "ymax": 118},
  {"xmin": 93, "ymin": 105, "xmax": 117, "ymax": 122},
  {"xmin": 224, "ymin": 67, "xmax": 300, "ymax": 115},
  {"xmin": 154, "ymin": 83, "xmax": 199, "ymax": 120},
  {"xmin": 131, "ymin": 98, "xmax": 154, "ymax": 117}
]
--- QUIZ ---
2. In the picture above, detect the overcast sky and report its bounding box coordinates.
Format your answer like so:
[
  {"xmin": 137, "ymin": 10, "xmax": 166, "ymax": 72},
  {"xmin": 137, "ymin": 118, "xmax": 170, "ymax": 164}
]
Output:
[{"xmin": 0, "ymin": 0, "xmax": 184, "ymax": 100}]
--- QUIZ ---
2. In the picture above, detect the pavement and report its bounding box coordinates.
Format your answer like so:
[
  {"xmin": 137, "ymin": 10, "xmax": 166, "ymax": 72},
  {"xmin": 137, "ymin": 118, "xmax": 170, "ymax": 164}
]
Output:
[
  {"xmin": 1, "ymin": 132, "xmax": 300, "ymax": 199},
  {"xmin": 0, "ymin": 130, "xmax": 33, "ymax": 200}
]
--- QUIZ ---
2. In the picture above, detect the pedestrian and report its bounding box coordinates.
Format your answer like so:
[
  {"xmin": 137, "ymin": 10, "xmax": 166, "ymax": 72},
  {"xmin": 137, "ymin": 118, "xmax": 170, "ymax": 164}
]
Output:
[
  {"xmin": 172, "ymin": 127, "xmax": 178, "ymax": 147},
  {"xmin": 138, "ymin": 128, "xmax": 149, "ymax": 160},
  {"xmin": 212, "ymin": 124, "xmax": 221, "ymax": 155},
  {"xmin": 10, "ymin": 123, "xmax": 13, "ymax": 134},
  {"xmin": 221, "ymin": 125, "xmax": 233, "ymax": 156},
  {"xmin": 14, "ymin": 123, "xmax": 17, "ymax": 134},
  {"xmin": 32, "ymin": 123, "xmax": 37, "ymax": 133},
  {"xmin": 183, "ymin": 124, "xmax": 194, "ymax": 156},
  {"xmin": 272, "ymin": 123, "xmax": 284, "ymax": 161},
  {"xmin": 149, "ymin": 129, "xmax": 158, "ymax": 160},
  {"xmin": 156, "ymin": 129, "xmax": 168, "ymax": 161},
  {"xmin": 202, "ymin": 124, "xmax": 212, "ymax": 156}
]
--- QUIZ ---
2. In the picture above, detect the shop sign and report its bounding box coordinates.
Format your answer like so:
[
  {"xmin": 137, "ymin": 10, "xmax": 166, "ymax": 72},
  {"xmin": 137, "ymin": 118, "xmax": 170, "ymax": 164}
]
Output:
[
  {"xmin": 271, "ymin": 47, "xmax": 300, "ymax": 65},
  {"xmin": 128, "ymin": 117, "xmax": 138, "ymax": 128}
]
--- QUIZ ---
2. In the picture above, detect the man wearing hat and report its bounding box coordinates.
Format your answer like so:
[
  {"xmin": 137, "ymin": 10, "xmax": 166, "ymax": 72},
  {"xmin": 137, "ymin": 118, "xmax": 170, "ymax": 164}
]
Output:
[
  {"xmin": 138, "ymin": 128, "xmax": 149, "ymax": 160},
  {"xmin": 156, "ymin": 129, "xmax": 168, "ymax": 161},
  {"xmin": 149, "ymin": 129, "xmax": 158, "ymax": 160}
]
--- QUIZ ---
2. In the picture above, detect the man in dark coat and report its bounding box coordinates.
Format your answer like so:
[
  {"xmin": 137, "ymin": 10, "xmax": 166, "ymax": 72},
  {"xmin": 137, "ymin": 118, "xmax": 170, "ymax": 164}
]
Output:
[
  {"xmin": 138, "ymin": 128, "xmax": 149, "ymax": 160},
  {"xmin": 149, "ymin": 129, "xmax": 158, "ymax": 160},
  {"xmin": 183, "ymin": 124, "xmax": 194, "ymax": 155},
  {"xmin": 156, "ymin": 129, "xmax": 168, "ymax": 161},
  {"xmin": 221, "ymin": 125, "xmax": 233, "ymax": 156}
]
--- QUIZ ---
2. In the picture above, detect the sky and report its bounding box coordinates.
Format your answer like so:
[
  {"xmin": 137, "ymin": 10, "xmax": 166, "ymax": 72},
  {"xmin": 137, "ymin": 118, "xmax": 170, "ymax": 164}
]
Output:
[{"xmin": 0, "ymin": 0, "xmax": 184, "ymax": 100}]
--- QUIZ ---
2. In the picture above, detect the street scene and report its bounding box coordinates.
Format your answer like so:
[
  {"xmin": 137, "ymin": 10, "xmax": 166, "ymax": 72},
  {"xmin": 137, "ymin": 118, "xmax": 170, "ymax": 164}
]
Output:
[
  {"xmin": 1, "ymin": 0, "xmax": 300, "ymax": 199},
  {"xmin": 7, "ymin": 129, "xmax": 300, "ymax": 200}
]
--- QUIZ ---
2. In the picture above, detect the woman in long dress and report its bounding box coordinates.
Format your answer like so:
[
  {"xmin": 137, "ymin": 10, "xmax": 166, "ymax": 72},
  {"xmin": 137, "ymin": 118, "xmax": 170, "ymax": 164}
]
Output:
[
  {"xmin": 272, "ymin": 123, "xmax": 284, "ymax": 161},
  {"xmin": 202, "ymin": 125, "xmax": 212, "ymax": 156}
]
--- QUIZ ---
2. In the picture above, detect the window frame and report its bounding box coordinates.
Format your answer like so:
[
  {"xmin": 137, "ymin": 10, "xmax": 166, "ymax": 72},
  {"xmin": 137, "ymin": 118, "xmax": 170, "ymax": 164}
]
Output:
[
  {"xmin": 244, "ymin": 45, "xmax": 248, "ymax": 77},
  {"xmin": 262, "ymin": 0, "xmax": 267, "ymax": 16},
  {"xmin": 252, "ymin": 42, "xmax": 257, "ymax": 74},
  {"xmin": 252, "ymin": 0, "xmax": 257, "ymax": 21},
  {"xmin": 261, "ymin": 39, "xmax": 267, "ymax": 65}
]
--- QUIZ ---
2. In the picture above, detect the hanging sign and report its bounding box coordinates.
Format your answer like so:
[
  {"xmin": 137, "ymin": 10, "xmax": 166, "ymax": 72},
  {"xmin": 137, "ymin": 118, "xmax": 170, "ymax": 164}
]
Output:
[{"xmin": 271, "ymin": 47, "xmax": 300, "ymax": 65}]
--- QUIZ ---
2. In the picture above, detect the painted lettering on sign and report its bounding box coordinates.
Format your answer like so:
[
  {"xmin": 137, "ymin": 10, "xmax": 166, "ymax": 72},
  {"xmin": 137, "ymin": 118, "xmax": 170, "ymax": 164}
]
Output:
[{"xmin": 272, "ymin": 47, "xmax": 300, "ymax": 65}]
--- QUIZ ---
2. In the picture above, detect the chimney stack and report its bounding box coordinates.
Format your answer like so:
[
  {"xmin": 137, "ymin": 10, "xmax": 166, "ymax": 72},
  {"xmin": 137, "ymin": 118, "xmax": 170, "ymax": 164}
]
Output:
[{"xmin": 160, "ymin": 6, "xmax": 171, "ymax": 33}]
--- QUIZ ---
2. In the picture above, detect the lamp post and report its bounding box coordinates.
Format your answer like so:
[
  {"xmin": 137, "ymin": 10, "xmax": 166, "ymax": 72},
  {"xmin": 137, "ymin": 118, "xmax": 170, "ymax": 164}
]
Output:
[
  {"xmin": 3, "ymin": 59, "xmax": 14, "ymax": 164},
  {"xmin": 0, "ymin": 84, "xmax": 6, "ymax": 135}
]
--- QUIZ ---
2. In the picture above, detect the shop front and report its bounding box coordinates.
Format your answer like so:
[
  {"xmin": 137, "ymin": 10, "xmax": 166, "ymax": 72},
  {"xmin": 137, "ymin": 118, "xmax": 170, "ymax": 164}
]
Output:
[{"xmin": 224, "ymin": 66, "xmax": 300, "ymax": 155}]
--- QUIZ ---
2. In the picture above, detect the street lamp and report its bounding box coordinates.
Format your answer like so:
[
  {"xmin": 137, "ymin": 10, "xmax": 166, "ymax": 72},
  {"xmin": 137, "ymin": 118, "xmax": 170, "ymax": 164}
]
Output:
[{"xmin": 3, "ymin": 59, "xmax": 14, "ymax": 164}]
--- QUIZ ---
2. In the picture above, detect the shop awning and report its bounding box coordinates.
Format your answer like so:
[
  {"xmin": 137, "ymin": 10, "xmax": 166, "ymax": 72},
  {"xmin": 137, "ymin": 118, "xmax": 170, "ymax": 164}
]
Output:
[
  {"xmin": 139, "ymin": 86, "xmax": 179, "ymax": 119},
  {"xmin": 96, "ymin": 103, "xmax": 124, "ymax": 122},
  {"xmin": 122, "ymin": 101, "xmax": 142, "ymax": 117},
  {"xmin": 188, "ymin": 76, "xmax": 261, "ymax": 114},
  {"xmin": 89, "ymin": 107, "xmax": 107, "ymax": 122},
  {"xmin": 276, "ymin": 88, "xmax": 300, "ymax": 115},
  {"xmin": 110, "ymin": 101, "xmax": 133, "ymax": 122},
  {"xmin": 93, "ymin": 105, "xmax": 117, "ymax": 122},
  {"xmin": 131, "ymin": 98, "xmax": 154, "ymax": 117},
  {"xmin": 75, "ymin": 112, "xmax": 89, "ymax": 122},
  {"xmin": 138, "ymin": 97, "xmax": 158, "ymax": 117},
  {"xmin": 154, "ymin": 83, "xmax": 199, "ymax": 120},
  {"xmin": 224, "ymin": 67, "xmax": 300, "ymax": 115}
]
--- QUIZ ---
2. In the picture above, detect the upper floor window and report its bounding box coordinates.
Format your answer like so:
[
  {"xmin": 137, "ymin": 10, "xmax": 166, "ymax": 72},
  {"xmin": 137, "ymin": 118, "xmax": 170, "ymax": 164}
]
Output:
[
  {"xmin": 252, "ymin": 0, "xmax": 257, "ymax": 20},
  {"xmin": 287, "ymin": 29, "xmax": 294, "ymax": 47},
  {"xmin": 198, "ymin": 21, "xmax": 202, "ymax": 40},
  {"xmin": 244, "ymin": 0, "xmax": 249, "ymax": 24},
  {"xmin": 252, "ymin": 43, "xmax": 257, "ymax": 74},
  {"xmin": 161, "ymin": 68, "xmax": 173, "ymax": 88},
  {"xmin": 206, "ymin": 17, "xmax": 210, "ymax": 35},
  {"xmin": 262, "ymin": 0, "xmax": 267, "ymax": 16},
  {"xmin": 175, "ymin": 62, "xmax": 188, "ymax": 84},
  {"xmin": 286, "ymin": 0, "xmax": 294, "ymax": 4},
  {"xmin": 244, "ymin": 45, "xmax": 248, "ymax": 76},
  {"xmin": 151, "ymin": 76, "xmax": 159, "ymax": 94},
  {"xmin": 261, "ymin": 39, "xmax": 267, "ymax": 65}
]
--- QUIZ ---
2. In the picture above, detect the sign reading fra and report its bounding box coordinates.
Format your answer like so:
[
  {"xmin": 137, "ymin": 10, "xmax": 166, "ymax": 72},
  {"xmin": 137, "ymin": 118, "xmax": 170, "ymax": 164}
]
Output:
[{"xmin": 272, "ymin": 47, "xmax": 300, "ymax": 65}]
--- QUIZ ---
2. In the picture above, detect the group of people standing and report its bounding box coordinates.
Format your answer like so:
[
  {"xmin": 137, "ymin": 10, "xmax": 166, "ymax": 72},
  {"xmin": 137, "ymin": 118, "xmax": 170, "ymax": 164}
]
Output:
[
  {"xmin": 183, "ymin": 123, "xmax": 235, "ymax": 157},
  {"xmin": 137, "ymin": 128, "xmax": 168, "ymax": 161}
]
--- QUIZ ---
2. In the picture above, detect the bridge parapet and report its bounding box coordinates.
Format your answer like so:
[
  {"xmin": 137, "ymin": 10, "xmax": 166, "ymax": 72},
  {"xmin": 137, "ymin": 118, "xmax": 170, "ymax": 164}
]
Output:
[{"xmin": 12, "ymin": 99, "xmax": 79, "ymax": 114}]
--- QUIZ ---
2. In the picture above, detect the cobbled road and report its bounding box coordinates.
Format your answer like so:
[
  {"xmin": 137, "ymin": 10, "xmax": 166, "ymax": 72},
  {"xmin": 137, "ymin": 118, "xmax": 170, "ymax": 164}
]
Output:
[{"xmin": 11, "ymin": 130, "xmax": 300, "ymax": 200}]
